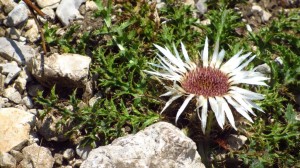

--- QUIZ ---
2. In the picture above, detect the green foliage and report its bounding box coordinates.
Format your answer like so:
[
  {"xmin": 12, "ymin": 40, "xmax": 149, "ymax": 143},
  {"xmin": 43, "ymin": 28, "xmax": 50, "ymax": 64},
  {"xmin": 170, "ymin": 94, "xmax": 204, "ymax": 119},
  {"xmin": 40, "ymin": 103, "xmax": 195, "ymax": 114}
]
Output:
[
  {"xmin": 235, "ymin": 11, "xmax": 300, "ymax": 167},
  {"xmin": 239, "ymin": 104, "xmax": 300, "ymax": 167},
  {"xmin": 35, "ymin": 86, "xmax": 159, "ymax": 147},
  {"xmin": 44, "ymin": 22, "xmax": 90, "ymax": 54},
  {"xmin": 248, "ymin": 12, "xmax": 300, "ymax": 87}
]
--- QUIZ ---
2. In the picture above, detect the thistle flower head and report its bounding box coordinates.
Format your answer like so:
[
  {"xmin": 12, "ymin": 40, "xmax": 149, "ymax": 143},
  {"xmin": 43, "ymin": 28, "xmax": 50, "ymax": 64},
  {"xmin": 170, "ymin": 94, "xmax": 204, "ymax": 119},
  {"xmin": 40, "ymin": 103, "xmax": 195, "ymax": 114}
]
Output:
[{"xmin": 144, "ymin": 37, "xmax": 268, "ymax": 133}]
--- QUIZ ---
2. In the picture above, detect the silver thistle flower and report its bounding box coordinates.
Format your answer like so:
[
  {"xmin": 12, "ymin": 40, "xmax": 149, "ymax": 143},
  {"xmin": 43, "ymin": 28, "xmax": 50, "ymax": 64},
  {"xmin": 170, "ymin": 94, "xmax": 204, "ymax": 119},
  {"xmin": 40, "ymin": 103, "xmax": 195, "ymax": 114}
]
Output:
[{"xmin": 144, "ymin": 37, "xmax": 268, "ymax": 133}]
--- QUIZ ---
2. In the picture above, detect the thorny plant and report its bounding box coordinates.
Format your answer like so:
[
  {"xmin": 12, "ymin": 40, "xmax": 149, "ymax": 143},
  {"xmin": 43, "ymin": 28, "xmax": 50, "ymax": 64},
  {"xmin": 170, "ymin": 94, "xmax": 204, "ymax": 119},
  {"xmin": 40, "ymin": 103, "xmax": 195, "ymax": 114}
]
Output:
[{"xmin": 36, "ymin": 0, "xmax": 300, "ymax": 167}]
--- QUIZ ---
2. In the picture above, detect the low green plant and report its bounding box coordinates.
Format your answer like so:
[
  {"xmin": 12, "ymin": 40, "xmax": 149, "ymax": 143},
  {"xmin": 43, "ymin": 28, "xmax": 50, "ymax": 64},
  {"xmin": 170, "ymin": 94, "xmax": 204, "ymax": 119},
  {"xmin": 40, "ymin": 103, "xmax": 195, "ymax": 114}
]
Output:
[
  {"xmin": 44, "ymin": 22, "xmax": 91, "ymax": 54},
  {"xmin": 35, "ymin": 86, "xmax": 159, "ymax": 147},
  {"xmin": 233, "ymin": 11, "xmax": 300, "ymax": 167},
  {"xmin": 238, "ymin": 104, "xmax": 300, "ymax": 167}
]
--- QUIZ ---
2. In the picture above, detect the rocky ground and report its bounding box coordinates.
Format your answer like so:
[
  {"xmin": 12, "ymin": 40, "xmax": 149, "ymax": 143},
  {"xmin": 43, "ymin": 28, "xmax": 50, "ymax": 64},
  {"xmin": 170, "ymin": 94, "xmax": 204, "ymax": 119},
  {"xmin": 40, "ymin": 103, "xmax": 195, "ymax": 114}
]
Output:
[{"xmin": 0, "ymin": 0, "xmax": 299, "ymax": 168}]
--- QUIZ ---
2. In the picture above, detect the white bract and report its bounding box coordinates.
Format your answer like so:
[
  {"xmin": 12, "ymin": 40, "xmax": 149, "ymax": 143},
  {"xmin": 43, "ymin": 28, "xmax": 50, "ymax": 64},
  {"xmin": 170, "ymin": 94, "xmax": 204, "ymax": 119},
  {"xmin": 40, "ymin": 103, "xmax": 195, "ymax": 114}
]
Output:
[{"xmin": 144, "ymin": 37, "xmax": 268, "ymax": 133}]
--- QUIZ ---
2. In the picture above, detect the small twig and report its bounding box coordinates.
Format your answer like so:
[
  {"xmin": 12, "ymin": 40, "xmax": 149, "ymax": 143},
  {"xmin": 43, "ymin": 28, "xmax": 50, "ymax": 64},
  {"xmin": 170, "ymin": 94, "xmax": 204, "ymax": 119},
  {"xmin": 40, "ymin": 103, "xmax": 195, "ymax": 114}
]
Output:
[
  {"xmin": 23, "ymin": 0, "xmax": 48, "ymax": 54},
  {"xmin": 23, "ymin": 0, "xmax": 48, "ymax": 19}
]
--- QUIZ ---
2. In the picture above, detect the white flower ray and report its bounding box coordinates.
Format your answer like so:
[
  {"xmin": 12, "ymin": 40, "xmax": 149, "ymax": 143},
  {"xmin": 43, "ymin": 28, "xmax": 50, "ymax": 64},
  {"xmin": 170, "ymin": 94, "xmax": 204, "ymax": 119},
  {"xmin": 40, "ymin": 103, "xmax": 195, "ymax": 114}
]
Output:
[
  {"xmin": 201, "ymin": 98, "xmax": 208, "ymax": 134},
  {"xmin": 202, "ymin": 37, "xmax": 209, "ymax": 67},
  {"xmin": 161, "ymin": 94, "xmax": 182, "ymax": 114},
  {"xmin": 175, "ymin": 94, "xmax": 195, "ymax": 123}
]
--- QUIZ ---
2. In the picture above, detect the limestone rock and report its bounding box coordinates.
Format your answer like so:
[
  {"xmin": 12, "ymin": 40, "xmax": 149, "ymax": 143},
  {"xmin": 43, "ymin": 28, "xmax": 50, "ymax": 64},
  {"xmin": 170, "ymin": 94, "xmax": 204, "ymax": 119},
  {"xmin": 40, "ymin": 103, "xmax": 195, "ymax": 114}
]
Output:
[
  {"xmin": 0, "ymin": 61, "xmax": 21, "ymax": 84},
  {"xmin": 81, "ymin": 122, "xmax": 204, "ymax": 168},
  {"xmin": 3, "ymin": 86, "xmax": 22, "ymax": 104},
  {"xmin": 38, "ymin": 7, "xmax": 56, "ymax": 23},
  {"xmin": 24, "ymin": 19, "xmax": 39, "ymax": 42},
  {"xmin": 196, "ymin": 0, "xmax": 207, "ymax": 15},
  {"xmin": 9, "ymin": 150, "xmax": 23, "ymax": 163},
  {"xmin": 0, "ymin": 74, "xmax": 5, "ymax": 92},
  {"xmin": 85, "ymin": 1, "xmax": 99, "ymax": 11},
  {"xmin": 261, "ymin": 10, "xmax": 272, "ymax": 22},
  {"xmin": 227, "ymin": 134, "xmax": 247, "ymax": 150},
  {"xmin": 70, "ymin": 159, "xmax": 83, "ymax": 167},
  {"xmin": 0, "ymin": 108, "xmax": 36, "ymax": 153},
  {"xmin": 0, "ymin": 37, "xmax": 35, "ymax": 66},
  {"xmin": 29, "ymin": 53, "xmax": 91, "ymax": 88},
  {"xmin": 254, "ymin": 63, "xmax": 271, "ymax": 75},
  {"xmin": 0, "ymin": 97, "xmax": 9, "ymax": 108},
  {"xmin": 27, "ymin": 84, "xmax": 44, "ymax": 97},
  {"xmin": 54, "ymin": 153, "xmax": 63, "ymax": 166},
  {"xmin": 36, "ymin": 0, "xmax": 60, "ymax": 8},
  {"xmin": 0, "ymin": 0, "xmax": 17, "ymax": 14},
  {"xmin": 4, "ymin": 1, "xmax": 29, "ymax": 27},
  {"xmin": 275, "ymin": 57, "xmax": 283, "ymax": 66},
  {"xmin": 76, "ymin": 145, "xmax": 92, "ymax": 160},
  {"xmin": 296, "ymin": 114, "xmax": 300, "ymax": 121},
  {"xmin": 251, "ymin": 4, "xmax": 263, "ymax": 13},
  {"xmin": 5, "ymin": 27, "xmax": 21, "ymax": 40},
  {"xmin": 14, "ymin": 70, "xmax": 31, "ymax": 94},
  {"xmin": 56, "ymin": 0, "xmax": 86, "ymax": 26},
  {"xmin": 21, "ymin": 96, "xmax": 34, "ymax": 109},
  {"xmin": 63, "ymin": 148, "xmax": 75, "ymax": 160},
  {"xmin": 37, "ymin": 115, "xmax": 70, "ymax": 142},
  {"xmin": 251, "ymin": 4, "xmax": 272, "ymax": 23},
  {"xmin": 20, "ymin": 143, "xmax": 54, "ymax": 168},
  {"xmin": 0, "ymin": 152, "xmax": 16, "ymax": 168}
]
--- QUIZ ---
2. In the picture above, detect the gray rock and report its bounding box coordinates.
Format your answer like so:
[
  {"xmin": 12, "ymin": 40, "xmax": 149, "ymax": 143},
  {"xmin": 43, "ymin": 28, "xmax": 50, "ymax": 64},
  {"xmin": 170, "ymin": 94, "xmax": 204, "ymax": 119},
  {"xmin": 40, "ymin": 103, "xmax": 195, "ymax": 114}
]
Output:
[
  {"xmin": 38, "ymin": 7, "xmax": 56, "ymax": 23},
  {"xmin": 0, "ymin": 74, "xmax": 5, "ymax": 93},
  {"xmin": 29, "ymin": 53, "xmax": 91, "ymax": 88},
  {"xmin": 227, "ymin": 134, "xmax": 247, "ymax": 150},
  {"xmin": 54, "ymin": 153, "xmax": 63, "ymax": 166},
  {"xmin": 24, "ymin": 19, "xmax": 39, "ymax": 42},
  {"xmin": 0, "ymin": 97, "xmax": 9, "ymax": 108},
  {"xmin": 251, "ymin": 4, "xmax": 263, "ymax": 13},
  {"xmin": 22, "ymin": 96, "xmax": 34, "ymax": 109},
  {"xmin": 4, "ymin": 1, "xmax": 29, "ymax": 27},
  {"xmin": 88, "ymin": 92, "xmax": 102, "ymax": 107},
  {"xmin": 0, "ymin": 108, "xmax": 36, "ymax": 153},
  {"xmin": 76, "ymin": 145, "xmax": 92, "ymax": 160},
  {"xmin": 5, "ymin": 27, "xmax": 21, "ymax": 40},
  {"xmin": 0, "ymin": 0, "xmax": 17, "ymax": 14},
  {"xmin": 28, "ymin": 133, "xmax": 39, "ymax": 144},
  {"xmin": 3, "ymin": 87, "xmax": 22, "ymax": 104},
  {"xmin": 27, "ymin": 84, "xmax": 44, "ymax": 97},
  {"xmin": 15, "ymin": 104, "xmax": 27, "ymax": 111},
  {"xmin": 200, "ymin": 19, "xmax": 211, "ymax": 26},
  {"xmin": 71, "ymin": 159, "xmax": 83, "ymax": 167},
  {"xmin": 0, "ymin": 61, "xmax": 21, "ymax": 84},
  {"xmin": 196, "ymin": 0, "xmax": 207, "ymax": 15},
  {"xmin": 296, "ymin": 114, "xmax": 300, "ymax": 121},
  {"xmin": 14, "ymin": 70, "xmax": 31, "ymax": 94},
  {"xmin": 20, "ymin": 143, "xmax": 54, "ymax": 168},
  {"xmin": 56, "ymin": 0, "xmax": 86, "ymax": 26},
  {"xmin": 28, "ymin": 109, "xmax": 40, "ymax": 116},
  {"xmin": 0, "ymin": 37, "xmax": 36, "ymax": 66},
  {"xmin": 261, "ymin": 10, "xmax": 272, "ymax": 22},
  {"xmin": 9, "ymin": 150, "xmax": 24, "ymax": 163},
  {"xmin": 36, "ymin": 0, "xmax": 60, "ymax": 8},
  {"xmin": 85, "ymin": 1, "xmax": 99, "ymax": 11},
  {"xmin": 81, "ymin": 122, "xmax": 204, "ymax": 168},
  {"xmin": 37, "ymin": 115, "xmax": 70, "ymax": 142},
  {"xmin": 0, "ymin": 152, "xmax": 16, "ymax": 168},
  {"xmin": 251, "ymin": 4, "xmax": 272, "ymax": 23},
  {"xmin": 254, "ymin": 63, "xmax": 271, "ymax": 75},
  {"xmin": 275, "ymin": 57, "xmax": 283, "ymax": 66},
  {"xmin": 63, "ymin": 148, "xmax": 75, "ymax": 160}
]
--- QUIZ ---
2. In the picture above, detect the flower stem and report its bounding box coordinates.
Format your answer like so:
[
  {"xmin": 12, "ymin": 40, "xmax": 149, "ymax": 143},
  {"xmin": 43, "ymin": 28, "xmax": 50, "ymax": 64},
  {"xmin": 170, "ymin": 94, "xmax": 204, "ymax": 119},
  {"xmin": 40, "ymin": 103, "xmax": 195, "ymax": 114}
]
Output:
[{"xmin": 199, "ymin": 111, "xmax": 214, "ymax": 167}]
